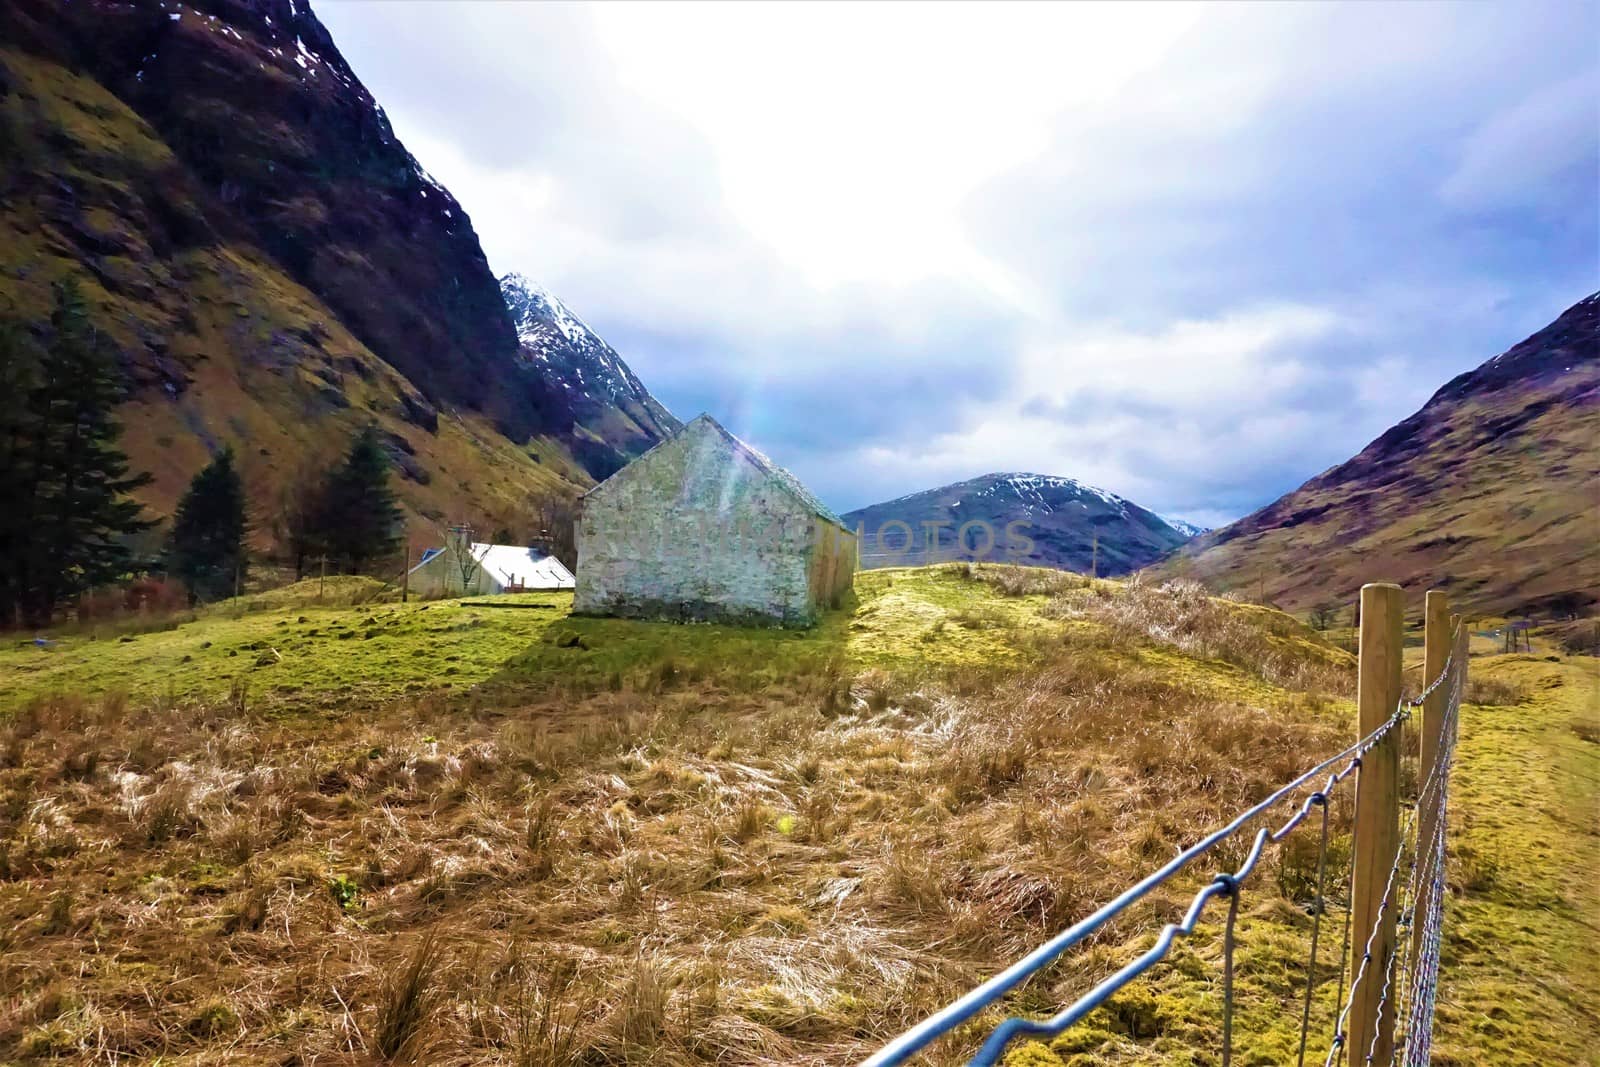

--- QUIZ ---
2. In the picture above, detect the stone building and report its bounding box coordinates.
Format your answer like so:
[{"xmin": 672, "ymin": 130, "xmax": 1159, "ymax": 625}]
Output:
[{"xmin": 574, "ymin": 414, "xmax": 856, "ymax": 626}]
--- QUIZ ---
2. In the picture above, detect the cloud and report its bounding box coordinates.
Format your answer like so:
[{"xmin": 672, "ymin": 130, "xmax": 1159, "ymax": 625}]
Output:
[
  {"xmin": 315, "ymin": 0, "xmax": 1599, "ymax": 526},
  {"xmin": 1439, "ymin": 71, "xmax": 1600, "ymax": 213}
]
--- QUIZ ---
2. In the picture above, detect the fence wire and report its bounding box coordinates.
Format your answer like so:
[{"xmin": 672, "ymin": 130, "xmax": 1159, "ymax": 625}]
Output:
[{"xmin": 866, "ymin": 625, "xmax": 1465, "ymax": 1067}]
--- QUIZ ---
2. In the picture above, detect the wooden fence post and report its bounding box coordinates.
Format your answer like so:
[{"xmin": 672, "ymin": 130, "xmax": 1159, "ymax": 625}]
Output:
[
  {"xmin": 1453, "ymin": 614, "xmax": 1468, "ymax": 743},
  {"xmin": 1349, "ymin": 582, "xmax": 1404, "ymax": 1063},
  {"xmin": 1408, "ymin": 590, "xmax": 1450, "ymax": 976}
]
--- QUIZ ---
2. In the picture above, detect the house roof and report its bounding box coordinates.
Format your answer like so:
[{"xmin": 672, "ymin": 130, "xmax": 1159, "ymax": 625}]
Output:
[
  {"xmin": 409, "ymin": 543, "xmax": 575, "ymax": 589},
  {"xmin": 585, "ymin": 413, "xmax": 849, "ymax": 531},
  {"xmin": 470, "ymin": 543, "xmax": 575, "ymax": 588},
  {"xmin": 692, "ymin": 415, "xmax": 848, "ymax": 529}
]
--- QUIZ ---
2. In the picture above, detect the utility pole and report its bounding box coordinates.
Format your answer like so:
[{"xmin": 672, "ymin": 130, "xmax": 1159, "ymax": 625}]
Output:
[
  {"xmin": 1090, "ymin": 534, "xmax": 1098, "ymax": 580},
  {"xmin": 401, "ymin": 543, "xmax": 410, "ymax": 603},
  {"xmin": 319, "ymin": 555, "xmax": 326, "ymax": 600}
]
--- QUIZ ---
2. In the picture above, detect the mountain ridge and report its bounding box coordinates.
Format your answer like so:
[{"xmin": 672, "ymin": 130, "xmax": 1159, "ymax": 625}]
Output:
[
  {"xmin": 1163, "ymin": 291, "xmax": 1599, "ymax": 616},
  {"xmin": 843, "ymin": 471, "xmax": 1195, "ymax": 575},
  {"xmin": 0, "ymin": 0, "xmax": 675, "ymax": 541},
  {"xmin": 501, "ymin": 273, "xmax": 679, "ymax": 476}
]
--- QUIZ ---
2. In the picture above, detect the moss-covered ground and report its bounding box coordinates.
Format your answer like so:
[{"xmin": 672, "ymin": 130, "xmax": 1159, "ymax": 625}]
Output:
[{"xmin": 1, "ymin": 569, "xmax": 1057, "ymax": 715}]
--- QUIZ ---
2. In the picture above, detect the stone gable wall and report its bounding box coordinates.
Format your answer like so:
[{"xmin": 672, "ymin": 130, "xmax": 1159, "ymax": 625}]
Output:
[{"xmin": 575, "ymin": 422, "xmax": 827, "ymax": 625}]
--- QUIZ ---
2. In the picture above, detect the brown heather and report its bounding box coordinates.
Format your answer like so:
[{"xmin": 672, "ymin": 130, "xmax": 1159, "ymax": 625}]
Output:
[{"xmin": 0, "ymin": 570, "xmax": 1363, "ymax": 1065}]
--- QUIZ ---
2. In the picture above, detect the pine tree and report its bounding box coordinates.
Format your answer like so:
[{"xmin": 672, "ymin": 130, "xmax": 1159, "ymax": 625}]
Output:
[
  {"xmin": 11, "ymin": 280, "xmax": 151, "ymax": 627},
  {"xmin": 169, "ymin": 447, "xmax": 249, "ymax": 603},
  {"xmin": 318, "ymin": 424, "xmax": 403, "ymax": 573},
  {"xmin": 0, "ymin": 318, "xmax": 43, "ymax": 626},
  {"xmin": 272, "ymin": 465, "xmax": 329, "ymax": 581}
]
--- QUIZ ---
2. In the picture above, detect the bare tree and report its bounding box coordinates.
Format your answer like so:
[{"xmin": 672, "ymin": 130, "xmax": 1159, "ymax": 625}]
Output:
[
  {"xmin": 445, "ymin": 524, "xmax": 481, "ymax": 595},
  {"xmin": 528, "ymin": 496, "xmax": 578, "ymax": 571}
]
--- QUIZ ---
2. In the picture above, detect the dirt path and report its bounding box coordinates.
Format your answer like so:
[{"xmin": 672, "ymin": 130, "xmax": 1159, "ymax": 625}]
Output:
[{"xmin": 1432, "ymin": 654, "xmax": 1600, "ymax": 1065}]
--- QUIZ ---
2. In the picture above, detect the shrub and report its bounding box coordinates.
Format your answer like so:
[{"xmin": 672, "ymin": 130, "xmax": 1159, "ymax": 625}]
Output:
[
  {"xmin": 1465, "ymin": 676, "xmax": 1529, "ymax": 706},
  {"xmin": 1067, "ymin": 577, "xmax": 1352, "ymax": 693}
]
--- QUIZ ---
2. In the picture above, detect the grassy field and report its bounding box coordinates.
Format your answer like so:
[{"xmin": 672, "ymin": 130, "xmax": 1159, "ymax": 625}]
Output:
[
  {"xmin": 1431, "ymin": 654, "xmax": 1600, "ymax": 1066},
  {"xmin": 0, "ymin": 566, "xmax": 1592, "ymax": 1065}
]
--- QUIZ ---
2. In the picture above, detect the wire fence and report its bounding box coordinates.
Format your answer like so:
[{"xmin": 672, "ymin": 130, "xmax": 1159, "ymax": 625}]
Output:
[{"xmin": 865, "ymin": 599, "xmax": 1466, "ymax": 1067}]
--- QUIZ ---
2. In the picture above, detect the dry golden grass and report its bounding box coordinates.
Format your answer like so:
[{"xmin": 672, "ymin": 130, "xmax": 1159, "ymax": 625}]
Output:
[
  {"xmin": 1039, "ymin": 574, "xmax": 1355, "ymax": 696},
  {"xmin": 0, "ymin": 571, "xmax": 1362, "ymax": 1065}
]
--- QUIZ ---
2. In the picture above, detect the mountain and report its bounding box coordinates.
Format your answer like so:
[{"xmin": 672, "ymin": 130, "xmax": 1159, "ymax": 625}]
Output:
[
  {"xmin": 842, "ymin": 473, "xmax": 1196, "ymax": 576},
  {"xmin": 501, "ymin": 273, "xmax": 679, "ymax": 475},
  {"xmin": 0, "ymin": 0, "xmax": 673, "ymax": 542},
  {"xmin": 1164, "ymin": 293, "xmax": 1600, "ymax": 617}
]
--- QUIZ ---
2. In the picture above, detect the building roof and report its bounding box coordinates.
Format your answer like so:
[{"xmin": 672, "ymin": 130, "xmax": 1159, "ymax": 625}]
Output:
[
  {"xmin": 409, "ymin": 543, "xmax": 575, "ymax": 589},
  {"xmin": 470, "ymin": 543, "xmax": 576, "ymax": 588},
  {"xmin": 585, "ymin": 413, "xmax": 849, "ymax": 531},
  {"xmin": 692, "ymin": 415, "xmax": 848, "ymax": 529}
]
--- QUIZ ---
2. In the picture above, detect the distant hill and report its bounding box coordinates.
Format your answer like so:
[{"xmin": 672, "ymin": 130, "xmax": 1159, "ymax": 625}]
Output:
[
  {"xmin": 0, "ymin": 0, "xmax": 674, "ymax": 539},
  {"xmin": 842, "ymin": 473, "xmax": 1196, "ymax": 575},
  {"xmin": 1163, "ymin": 293, "xmax": 1600, "ymax": 617}
]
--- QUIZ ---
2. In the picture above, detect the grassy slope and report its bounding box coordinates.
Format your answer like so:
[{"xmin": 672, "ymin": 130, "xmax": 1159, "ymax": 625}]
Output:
[
  {"xmin": 0, "ymin": 569, "xmax": 1592, "ymax": 1065},
  {"xmin": 1161, "ymin": 391, "xmax": 1597, "ymax": 618},
  {"xmin": 0, "ymin": 570, "xmax": 1044, "ymax": 715},
  {"xmin": 1433, "ymin": 655, "xmax": 1600, "ymax": 1066},
  {"xmin": 0, "ymin": 48, "xmax": 590, "ymax": 541}
]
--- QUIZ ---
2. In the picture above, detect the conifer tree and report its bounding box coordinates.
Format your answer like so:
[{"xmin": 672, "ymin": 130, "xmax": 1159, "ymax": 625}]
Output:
[
  {"xmin": 7, "ymin": 280, "xmax": 151, "ymax": 626},
  {"xmin": 0, "ymin": 319, "xmax": 42, "ymax": 626},
  {"xmin": 318, "ymin": 424, "xmax": 403, "ymax": 573},
  {"xmin": 169, "ymin": 447, "xmax": 249, "ymax": 603}
]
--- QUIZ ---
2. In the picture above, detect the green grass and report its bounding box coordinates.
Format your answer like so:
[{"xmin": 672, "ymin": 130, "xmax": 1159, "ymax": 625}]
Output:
[
  {"xmin": 0, "ymin": 568, "xmax": 1066, "ymax": 715},
  {"xmin": 2, "ymin": 586, "xmax": 568, "ymax": 714},
  {"xmin": 1431, "ymin": 654, "xmax": 1600, "ymax": 1066}
]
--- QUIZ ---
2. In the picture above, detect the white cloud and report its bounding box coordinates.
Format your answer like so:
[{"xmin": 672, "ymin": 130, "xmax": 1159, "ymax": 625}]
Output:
[
  {"xmin": 811, "ymin": 304, "xmax": 1352, "ymax": 518},
  {"xmin": 316, "ymin": 0, "xmax": 1599, "ymax": 524},
  {"xmin": 1439, "ymin": 70, "xmax": 1600, "ymax": 212}
]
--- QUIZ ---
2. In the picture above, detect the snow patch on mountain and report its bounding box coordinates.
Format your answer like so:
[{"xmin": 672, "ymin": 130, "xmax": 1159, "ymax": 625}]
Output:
[
  {"xmin": 977, "ymin": 473, "xmax": 1131, "ymax": 516},
  {"xmin": 1160, "ymin": 516, "xmax": 1210, "ymax": 539},
  {"xmin": 499, "ymin": 273, "xmax": 679, "ymax": 439}
]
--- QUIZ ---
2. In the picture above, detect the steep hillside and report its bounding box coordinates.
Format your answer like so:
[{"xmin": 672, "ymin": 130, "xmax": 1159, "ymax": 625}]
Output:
[
  {"xmin": 502, "ymin": 273, "xmax": 680, "ymax": 477},
  {"xmin": 1165, "ymin": 293, "xmax": 1599, "ymax": 616},
  {"xmin": 843, "ymin": 472, "xmax": 1194, "ymax": 575},
  {"xmin": 0, "ymin": 0, "xmax": 673, "ymax": 540}
]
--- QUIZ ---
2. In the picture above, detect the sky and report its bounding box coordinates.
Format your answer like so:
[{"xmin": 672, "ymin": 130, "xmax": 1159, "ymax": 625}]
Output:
[{"xmin": 318, "ymin": 1, "xmax": 1598, "ymax": 528}]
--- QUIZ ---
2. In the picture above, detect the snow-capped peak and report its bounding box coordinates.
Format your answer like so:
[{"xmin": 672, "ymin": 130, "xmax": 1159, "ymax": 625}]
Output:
[
  {"xmin": 502, "ymin": 273, "xmax": 600, "ymax": 357},
  {"xmin": 977, "ymin": 472, "xmax": 1129, "ymax": 516},
  {"xmin": 503, "ymin": 273, "xmax": 598, "ymax": 349},
  {"xmin": 1160, "ymin": 516, "xmax": 1209, "ymax": 539},
  {"xmin": 498, "ymin": 273, "xmax": 678, "ymax": 435}
]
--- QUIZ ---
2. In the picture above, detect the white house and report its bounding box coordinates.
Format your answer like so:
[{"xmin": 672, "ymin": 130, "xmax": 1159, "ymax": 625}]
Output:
[{"xmin": 407, "ymin": 542, "xmax": 575, "ymax": 598}]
